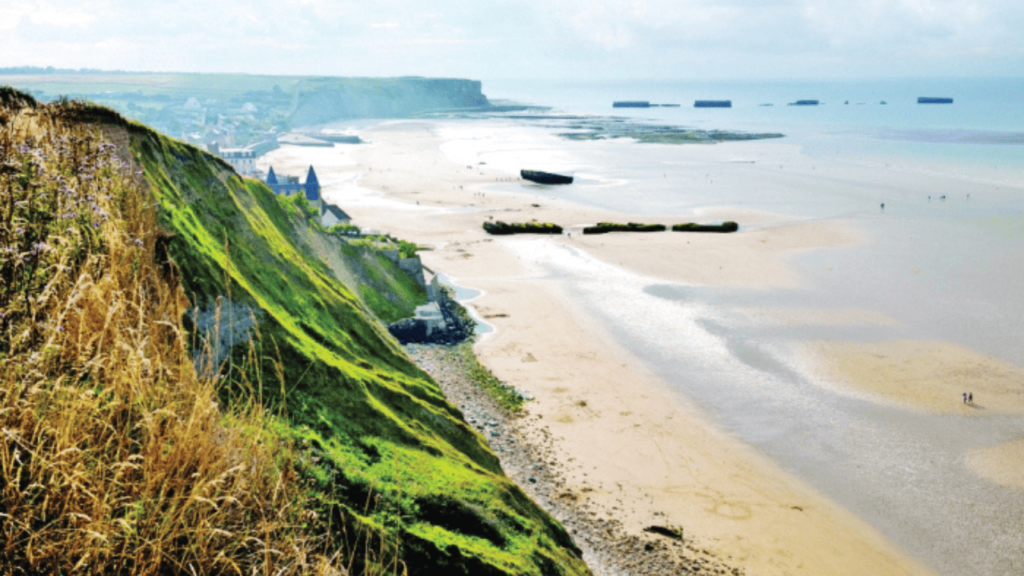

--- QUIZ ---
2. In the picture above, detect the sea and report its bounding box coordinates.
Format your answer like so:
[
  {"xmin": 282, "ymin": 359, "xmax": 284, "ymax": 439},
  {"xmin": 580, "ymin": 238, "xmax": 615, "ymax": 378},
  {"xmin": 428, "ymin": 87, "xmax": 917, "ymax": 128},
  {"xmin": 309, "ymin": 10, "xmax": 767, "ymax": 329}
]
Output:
[{"xmin": 438, "ymin": 78, "xmax": 1024, "ymax": 576}]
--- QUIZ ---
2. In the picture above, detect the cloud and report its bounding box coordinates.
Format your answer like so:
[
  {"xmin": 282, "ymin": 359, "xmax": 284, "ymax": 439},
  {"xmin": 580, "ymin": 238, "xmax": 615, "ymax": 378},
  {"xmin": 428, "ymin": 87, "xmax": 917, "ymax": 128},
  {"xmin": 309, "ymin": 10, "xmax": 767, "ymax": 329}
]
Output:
[
  {"xmin": 0, "ymin": 2, "xmax": 33, "ymax": 30},
  {"xmin": 1, "ymin": 0, "xmax": 1021, "ymax": 78}
]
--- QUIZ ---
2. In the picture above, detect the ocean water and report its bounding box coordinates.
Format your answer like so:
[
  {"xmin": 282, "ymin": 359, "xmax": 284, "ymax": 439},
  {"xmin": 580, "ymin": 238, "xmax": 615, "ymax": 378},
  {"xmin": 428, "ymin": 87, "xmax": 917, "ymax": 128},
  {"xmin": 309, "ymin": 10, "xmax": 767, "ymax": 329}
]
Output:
[
  {"xmin": 484, "ymin": 77, "xmax": 1024, "ymax": 171},
  {"xmin": 444, "ymin": 78, "xmax": 1024, "ymax": 576},
  {"xmin": 483, "ymin": 77, "xmax": 1024, "ymax": 132}
]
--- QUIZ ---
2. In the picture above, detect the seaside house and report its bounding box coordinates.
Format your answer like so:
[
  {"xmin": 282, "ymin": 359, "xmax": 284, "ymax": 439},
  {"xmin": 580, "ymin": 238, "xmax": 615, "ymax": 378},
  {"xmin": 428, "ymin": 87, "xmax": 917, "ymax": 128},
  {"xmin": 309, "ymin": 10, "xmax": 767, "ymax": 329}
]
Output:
[
  {"xmin": 265, "ymin": 165, "xmax": 323, "ymax": 214},
  {"xmin": 265, "ymin": 166, "xmax": 357, "ymax": 230},
  {"xmin": 321, "ymin": 204, "xmax": 352, "ymax": 228},
  {"xmin": 220, "ymin": 147, "xmax": 258, "ymax": 177}
]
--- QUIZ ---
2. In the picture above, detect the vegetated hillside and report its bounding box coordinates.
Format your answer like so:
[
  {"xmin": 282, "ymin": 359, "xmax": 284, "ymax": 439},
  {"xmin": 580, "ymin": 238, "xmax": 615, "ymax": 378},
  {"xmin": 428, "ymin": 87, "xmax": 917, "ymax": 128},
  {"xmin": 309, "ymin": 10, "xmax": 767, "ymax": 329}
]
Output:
[
  {"xmin": 0, "ymin": 89, "xmax": 588, "ymax": 576},
  {"xmin": 0, "ymin": 88, "xmax": 337, "ymax": 575}
]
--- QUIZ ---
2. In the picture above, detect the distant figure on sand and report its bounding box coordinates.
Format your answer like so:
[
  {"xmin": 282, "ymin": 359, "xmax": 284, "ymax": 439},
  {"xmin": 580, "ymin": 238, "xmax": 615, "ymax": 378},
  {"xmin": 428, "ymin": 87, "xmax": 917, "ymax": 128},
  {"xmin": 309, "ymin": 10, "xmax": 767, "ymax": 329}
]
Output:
[
  {"xmin": 963, "ymin": 392, "xmax": 968, "ymax": 404},
  {"xmin": 969, "ymin": 392, "xmax": 973, "ymax": 404}
]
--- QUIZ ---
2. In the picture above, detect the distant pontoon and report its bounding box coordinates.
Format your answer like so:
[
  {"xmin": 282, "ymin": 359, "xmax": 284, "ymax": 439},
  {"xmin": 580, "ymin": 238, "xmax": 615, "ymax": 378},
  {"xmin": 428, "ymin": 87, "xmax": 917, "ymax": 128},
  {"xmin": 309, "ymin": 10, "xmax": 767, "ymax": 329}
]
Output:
[{"xmin": 694, "ymin": 100, "xmax": 731, "ymax": 108}]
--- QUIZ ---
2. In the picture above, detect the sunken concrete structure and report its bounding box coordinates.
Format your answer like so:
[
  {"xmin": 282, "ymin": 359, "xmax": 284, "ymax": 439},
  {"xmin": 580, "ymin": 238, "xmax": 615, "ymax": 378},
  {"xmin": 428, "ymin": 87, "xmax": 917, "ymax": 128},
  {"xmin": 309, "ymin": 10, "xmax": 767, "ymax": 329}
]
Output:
[
  {"xmin": 694, "ymin": 100, "xmax": 732, "ymax": 108},
  {"xmin": 387, "ymin": 274, "xmax": 475, "ymax": 345}
]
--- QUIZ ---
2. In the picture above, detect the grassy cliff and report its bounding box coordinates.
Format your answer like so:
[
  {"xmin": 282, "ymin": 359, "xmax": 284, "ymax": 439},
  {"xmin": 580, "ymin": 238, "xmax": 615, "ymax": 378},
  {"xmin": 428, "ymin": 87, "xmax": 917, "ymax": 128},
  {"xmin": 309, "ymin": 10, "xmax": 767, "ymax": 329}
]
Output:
[{"xmin": 0, "ymin": 90, "xmax": 588, "ymax": 575}]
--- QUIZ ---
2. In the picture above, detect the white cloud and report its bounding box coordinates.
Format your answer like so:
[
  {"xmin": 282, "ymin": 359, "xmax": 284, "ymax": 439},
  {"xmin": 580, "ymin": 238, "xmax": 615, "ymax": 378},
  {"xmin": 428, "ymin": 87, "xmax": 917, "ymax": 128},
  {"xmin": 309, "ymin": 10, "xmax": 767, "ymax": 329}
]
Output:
[
  {"xmin": 0, "ymin": 0, "xmax": 1021, "ymax": 78},
  {"xmin": 0, "ymin": 2, "xmax": 32, "ymax": 30},
  {"xmin": 29, "ymin": 2, "xmax": 101, "ymax": 27}
]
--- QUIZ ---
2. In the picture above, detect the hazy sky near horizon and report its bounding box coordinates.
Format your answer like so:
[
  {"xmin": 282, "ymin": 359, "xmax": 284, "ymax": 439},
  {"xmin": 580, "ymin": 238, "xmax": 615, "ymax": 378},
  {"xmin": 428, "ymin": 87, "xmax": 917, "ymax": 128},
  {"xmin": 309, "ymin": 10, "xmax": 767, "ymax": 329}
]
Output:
[{"xmin": 1, "ymin": 0, "xmax": 1021, "ymax": 79}]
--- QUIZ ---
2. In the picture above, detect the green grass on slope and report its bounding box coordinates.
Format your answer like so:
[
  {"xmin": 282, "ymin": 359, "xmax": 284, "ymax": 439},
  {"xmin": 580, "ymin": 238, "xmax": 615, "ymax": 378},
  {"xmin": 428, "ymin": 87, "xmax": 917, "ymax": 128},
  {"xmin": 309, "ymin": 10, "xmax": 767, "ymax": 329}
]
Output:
[{"xmin": 129, "ymin": 124, "xmax": 588, "ymax": 575}]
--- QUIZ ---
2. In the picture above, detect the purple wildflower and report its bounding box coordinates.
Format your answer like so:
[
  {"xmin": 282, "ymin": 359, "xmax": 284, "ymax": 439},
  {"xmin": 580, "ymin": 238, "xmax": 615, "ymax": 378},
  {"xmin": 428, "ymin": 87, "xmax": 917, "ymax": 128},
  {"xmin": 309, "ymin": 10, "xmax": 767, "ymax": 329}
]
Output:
[{"xmin": 133, "ymin": 239, "xmax": 143, "ymax": 247}]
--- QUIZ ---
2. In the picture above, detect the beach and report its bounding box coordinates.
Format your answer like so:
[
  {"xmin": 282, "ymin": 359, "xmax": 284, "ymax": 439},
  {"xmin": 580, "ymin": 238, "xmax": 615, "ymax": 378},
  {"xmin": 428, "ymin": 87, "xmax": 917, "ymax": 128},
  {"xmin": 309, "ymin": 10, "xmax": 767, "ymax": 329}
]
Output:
[{"xmin": 260, "ymin": 116, "xmax": 1024, "ymax": 576}]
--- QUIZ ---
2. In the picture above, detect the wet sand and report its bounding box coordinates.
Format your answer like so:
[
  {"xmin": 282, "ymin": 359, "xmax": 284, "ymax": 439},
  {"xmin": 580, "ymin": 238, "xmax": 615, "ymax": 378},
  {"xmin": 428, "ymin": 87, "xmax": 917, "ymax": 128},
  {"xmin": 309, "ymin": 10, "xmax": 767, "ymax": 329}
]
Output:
[
  {"xmin": 967, "ymin": 440, "xmax": 1024, "ymax": 491},
  {"xmin": 259, "ymin": 119, "xmax": 1023, "ymax": 576},
  {"xmin": 807, "ymin": 339, "xmax": 1024, "ymax": 415}
]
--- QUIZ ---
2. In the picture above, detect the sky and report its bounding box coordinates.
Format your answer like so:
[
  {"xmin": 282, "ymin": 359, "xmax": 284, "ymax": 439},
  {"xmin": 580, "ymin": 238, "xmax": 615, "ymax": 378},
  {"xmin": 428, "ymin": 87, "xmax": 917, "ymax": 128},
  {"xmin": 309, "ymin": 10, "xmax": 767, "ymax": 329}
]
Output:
[{"xmin": 0, "ymin": 0, "xmax": 1022, "ymax": 80}]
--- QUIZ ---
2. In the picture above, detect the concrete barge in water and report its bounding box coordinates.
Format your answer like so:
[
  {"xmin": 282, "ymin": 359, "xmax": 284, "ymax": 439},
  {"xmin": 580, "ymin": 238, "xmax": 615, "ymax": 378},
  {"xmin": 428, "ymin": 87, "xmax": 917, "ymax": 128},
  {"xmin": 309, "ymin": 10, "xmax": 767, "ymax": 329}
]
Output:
[
  {"xmin": 918, "ymin": 97, "xmax": 954, "ymax": 104},
  {"xmin": 694, "ymin": 100, "xmax": 732, "ymax": 108},
  {"xmin": 521, "ymin": 170, "xmax": 574, "ymax": 185}
]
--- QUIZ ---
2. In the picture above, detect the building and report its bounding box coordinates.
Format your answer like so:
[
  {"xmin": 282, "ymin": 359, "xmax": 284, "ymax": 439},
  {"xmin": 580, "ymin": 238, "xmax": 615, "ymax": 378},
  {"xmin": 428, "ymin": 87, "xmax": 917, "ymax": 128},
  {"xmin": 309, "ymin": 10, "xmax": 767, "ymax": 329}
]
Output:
[
  {"xmin": 220, "ymin": 147, "xmax": 258, "ymax": 176},
  {"xmin": 214, "ymin": 140, "xmax": 278, "ymax": 178},
  {"xmin": 266, "ymin": 166, "xmax": 361, "ymax": 230},
  {"xmin": 321, "ymin": 204, "xmax": 352, "ymax": 228},
  {"xmin": 266, "ymin": 165, "xmax": 322, "ymax": 213}
]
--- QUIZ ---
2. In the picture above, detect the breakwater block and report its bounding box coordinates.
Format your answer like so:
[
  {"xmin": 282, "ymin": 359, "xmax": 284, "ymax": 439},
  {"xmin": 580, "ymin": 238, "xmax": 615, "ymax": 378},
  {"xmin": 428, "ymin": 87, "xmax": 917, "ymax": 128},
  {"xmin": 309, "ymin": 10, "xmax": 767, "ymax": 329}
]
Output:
[
  {"xmin": 483, "ymin": 221, "xmax": 563, "ymax": 235},
  {"xmin": 695, "ymin": 100, "xmax": 732, "ymax": 108},
  {"xmin": 583, "ymin": 222, "xmax": 666, "ymax": 235},
  {"xmin": 672, "ymin": 221, "xmax": 739, "ymax": 233},
  {"xmin": 521, "ymin": 170, "xmax": 573, "ymax": 185},
  {"xmin": 613, "ymin": 101, "xmax": 651, "ymax": 108},
  {"xmin": 918, "ymin": 97, "xmax": 953, "ymax": 104}
]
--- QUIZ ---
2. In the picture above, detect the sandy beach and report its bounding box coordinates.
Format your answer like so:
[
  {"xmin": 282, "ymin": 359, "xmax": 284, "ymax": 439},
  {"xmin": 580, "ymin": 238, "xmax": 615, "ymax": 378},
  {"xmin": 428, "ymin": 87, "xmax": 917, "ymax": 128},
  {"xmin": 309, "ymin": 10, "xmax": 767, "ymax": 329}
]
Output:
[{"xmin": 259, "ymin": 118, "xmax": 1024, "ymax": 576}]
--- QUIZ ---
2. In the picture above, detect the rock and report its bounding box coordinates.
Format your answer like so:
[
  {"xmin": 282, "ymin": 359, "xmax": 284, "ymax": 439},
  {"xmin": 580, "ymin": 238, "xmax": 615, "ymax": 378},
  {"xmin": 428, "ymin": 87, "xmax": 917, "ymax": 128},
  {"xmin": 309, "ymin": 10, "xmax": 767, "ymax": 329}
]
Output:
[{"xmin": 643, "ymin": 525, "xmax": 683, "ymax": 540}]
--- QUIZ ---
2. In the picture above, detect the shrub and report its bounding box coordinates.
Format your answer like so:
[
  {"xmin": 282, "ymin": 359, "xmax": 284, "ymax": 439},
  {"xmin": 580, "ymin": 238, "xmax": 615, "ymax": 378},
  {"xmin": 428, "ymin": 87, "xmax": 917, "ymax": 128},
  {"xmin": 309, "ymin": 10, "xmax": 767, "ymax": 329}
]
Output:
[
  {"xmin": 398, "ymin": 239, "xmax": 419, "ymax": 258},
  {"xmin": 330, "ymin": 223, "xmax": 361, "ymax": 236}
]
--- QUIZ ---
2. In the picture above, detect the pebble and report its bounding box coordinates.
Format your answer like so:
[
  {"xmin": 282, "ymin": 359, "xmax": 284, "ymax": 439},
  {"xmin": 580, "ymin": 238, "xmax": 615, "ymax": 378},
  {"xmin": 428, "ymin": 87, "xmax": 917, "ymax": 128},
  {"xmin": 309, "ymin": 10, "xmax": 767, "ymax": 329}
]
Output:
[{"xmin": 406, "ymin": 343, "xmax": 745, "ymax": 576}]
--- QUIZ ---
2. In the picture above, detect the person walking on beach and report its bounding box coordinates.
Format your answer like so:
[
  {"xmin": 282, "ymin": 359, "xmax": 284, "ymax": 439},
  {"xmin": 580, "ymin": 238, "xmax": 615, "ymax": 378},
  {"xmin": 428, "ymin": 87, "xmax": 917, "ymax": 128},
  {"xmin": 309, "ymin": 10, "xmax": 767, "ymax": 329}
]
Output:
[
  {"xmin": 963, "ymin": 392, "xmax": 968, "ymax": 404},
  {"xmin": 969, "ymin": 392, "xmax": 973, "ymax": 404}
]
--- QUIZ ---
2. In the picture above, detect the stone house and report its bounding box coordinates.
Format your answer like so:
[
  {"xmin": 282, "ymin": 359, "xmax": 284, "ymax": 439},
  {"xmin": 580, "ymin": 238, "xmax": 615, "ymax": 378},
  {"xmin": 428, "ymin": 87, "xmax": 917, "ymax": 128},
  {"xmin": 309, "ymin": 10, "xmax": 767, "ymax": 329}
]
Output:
[{"xmin": 321, "ymin": 204, "xmax": 352, "ymax": 228}]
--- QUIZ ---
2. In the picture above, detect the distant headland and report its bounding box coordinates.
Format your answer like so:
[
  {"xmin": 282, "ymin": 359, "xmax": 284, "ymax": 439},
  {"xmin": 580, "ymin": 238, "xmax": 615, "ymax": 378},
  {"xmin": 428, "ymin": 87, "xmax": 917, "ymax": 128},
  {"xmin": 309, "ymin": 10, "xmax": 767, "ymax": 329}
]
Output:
[{"xmin": 0, "ymin": 70, "xmax": 492, "ymax": 149}]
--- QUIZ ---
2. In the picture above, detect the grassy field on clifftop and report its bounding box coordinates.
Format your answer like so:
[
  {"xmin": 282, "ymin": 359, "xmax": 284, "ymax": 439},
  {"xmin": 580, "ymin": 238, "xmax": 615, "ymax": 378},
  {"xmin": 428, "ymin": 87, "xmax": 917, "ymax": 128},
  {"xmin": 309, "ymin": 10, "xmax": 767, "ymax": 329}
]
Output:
[{"xmin": 0, "ymin": 89, "xmax": 589, "ymax": 576}]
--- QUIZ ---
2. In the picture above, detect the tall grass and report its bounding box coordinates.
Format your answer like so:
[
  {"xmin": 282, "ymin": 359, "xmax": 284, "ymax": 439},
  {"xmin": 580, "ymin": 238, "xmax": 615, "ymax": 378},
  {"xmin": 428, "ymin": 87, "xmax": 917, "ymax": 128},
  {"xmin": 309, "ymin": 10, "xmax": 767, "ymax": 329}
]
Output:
[{"xmin": 0, "ymin": 97, "xmax": 366, "ymax": 574}]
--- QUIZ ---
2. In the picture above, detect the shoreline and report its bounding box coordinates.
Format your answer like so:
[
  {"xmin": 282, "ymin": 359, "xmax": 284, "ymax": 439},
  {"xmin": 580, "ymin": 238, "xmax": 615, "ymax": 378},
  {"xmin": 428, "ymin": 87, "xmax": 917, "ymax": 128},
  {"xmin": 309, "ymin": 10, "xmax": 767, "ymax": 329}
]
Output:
[
  {"xmin": 259, "ymin": 117, "xmax": 1023, "ymax": 576},
  {"xmin": 407, "ymin": 343, "xmax": 742, "ymax": 576}
]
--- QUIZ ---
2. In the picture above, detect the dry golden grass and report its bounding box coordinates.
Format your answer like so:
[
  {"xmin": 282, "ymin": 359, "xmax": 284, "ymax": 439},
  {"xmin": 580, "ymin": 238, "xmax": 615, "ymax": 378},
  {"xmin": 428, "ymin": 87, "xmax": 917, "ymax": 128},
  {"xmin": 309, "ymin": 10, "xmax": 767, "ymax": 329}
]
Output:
[{"xmin": 0, "ymin": 95, "xmax": 369, "ymax": 574}]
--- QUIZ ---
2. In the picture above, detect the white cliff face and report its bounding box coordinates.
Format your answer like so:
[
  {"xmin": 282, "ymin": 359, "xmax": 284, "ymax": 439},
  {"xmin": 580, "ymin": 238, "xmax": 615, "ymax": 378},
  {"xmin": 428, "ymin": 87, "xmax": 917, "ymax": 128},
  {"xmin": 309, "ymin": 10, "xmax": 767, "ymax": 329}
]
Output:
[{"xmin": 289, "ymin": 78, "xmax": 490, "ymax": 126}]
